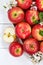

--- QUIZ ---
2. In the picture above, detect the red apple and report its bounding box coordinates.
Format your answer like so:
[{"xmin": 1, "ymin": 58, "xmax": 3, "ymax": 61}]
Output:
[
  {"xmin": 17, "ymin": 0, "xmax": 32, "ymax": 9},
  {"xmin": 8, "ymin": 7, "xmax": 24, "ymax": 24},
  {"xmin": 40, "ymin": 42, "xmax": 43, "ymax": 53},
  {"xmin": 25, "ymin": 9, "xmax": 39, "ymax": 25},
  {"xmin": 36, "ymin": 0, "xmax": 43, "ymax": 11},
  {"xmin": 32, "ymin": 24, "xmax": 43, "ymax": 41},
  {"xmin": 15, "ymin": 22, "xmax": 31, "ymax": 39},
  {"xmin": 23, "ymin": 38, "xmax": 39, "ymax": 55},
  {"xmin": 9, "ymin": 42, "xmax": 23, "ymax": 57}
]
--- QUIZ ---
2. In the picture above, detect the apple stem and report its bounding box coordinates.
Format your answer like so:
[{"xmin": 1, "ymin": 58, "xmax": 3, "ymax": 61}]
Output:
[{"xmin": 3, "ymin": 6, "xmax": 7, "ymax": 8}]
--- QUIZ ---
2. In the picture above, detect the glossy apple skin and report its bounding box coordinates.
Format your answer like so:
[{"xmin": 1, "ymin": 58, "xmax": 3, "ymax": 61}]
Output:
[
  {"xmin": 15, "ymin": 22, "xmax": 31, "ymax": 39},
  {"xmin": 9, "ymin": 42, "xmax": 23, "ymax": 57},
  {"xmin": 32, "ymin": 24, "xmax": 43, "ymax": 41},
  {"xmin": 25, "ymin": 9, "xmax": 39, "ymax": 25},
  {"xmin": 40, "ymin": 42, "xmax": 43, "ymax": 53},
  {"xmin": 17, "ymin": 0, "xmax": 32, "ymax": 9},
  {"xmin": 8, "ymin": 7, "xmax": 24, "ymax": 24},
  {"xmin": 23, "ymin": 38, "xmax": 39, "ymax": 55},
  {"xmin": 36, "ymin": 0, "xmax": 43, "ymax": 11}
]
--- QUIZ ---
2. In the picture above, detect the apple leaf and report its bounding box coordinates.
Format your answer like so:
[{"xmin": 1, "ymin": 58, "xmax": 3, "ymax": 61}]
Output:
[
  {"xmin": 34, "ymin": 20, "xmax": 39, "ymax": 24},
  {"xmin": 32, "ymin": 16, "xmax": 39, "ymax": 24},
  {"xmin": 39, "ymin": 30, "xmax": 43, "ymax": 36},
  {"xmin": 39, "ymin": 12, "xmax": 43, "ymax": 21}
]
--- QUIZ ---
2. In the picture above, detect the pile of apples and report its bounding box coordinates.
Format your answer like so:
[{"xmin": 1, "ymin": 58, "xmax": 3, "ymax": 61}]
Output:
[{"xmin": 4, "ymin": 0, "xmax": 43, "ymax": 57}]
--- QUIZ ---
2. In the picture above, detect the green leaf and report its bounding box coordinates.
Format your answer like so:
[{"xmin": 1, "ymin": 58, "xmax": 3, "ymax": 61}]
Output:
[
  {"xmin": 32, "ymin": 16, "xmax": 39, "ymax": 24},
  {"xmin": 33, "ymin": 20, "xmax": 39, "ymax": 24},
  {"xmin": 39, "ymin": 30, "xmax": 43, "ymax": 36},
  {"xmin": 39, "ymin": 12, "xmax": 43, "ymax": 21}
]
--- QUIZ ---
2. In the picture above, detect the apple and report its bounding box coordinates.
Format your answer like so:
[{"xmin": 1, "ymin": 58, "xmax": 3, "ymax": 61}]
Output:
[
  {"xmin": 32, "ymin": 24, "xmax": 43, "ymax": 41},
  {"xmin": 3, "ymin": 27, "xmax": 16, "ymax": 43},
  {"xmin": 23, "ymin": 38, "xmax": 39, "ymax": 55},
  {"xmin": 8, "ymin": 7, "xmax": 24, "ymax": 24},
  {"xmin": 36, "ymin": 0, "xmax": 43, "ymax": 11},
  {"xmin": 9, "ymin": 42, "xmax": 23, "ymax": 57},
  {"xmin": 15, "ymin": 22, "xmax": 31, "ymax": 39},
  {"xmin": 17, "ymin": 0, "xmax": 32, "ymax": 9},
  {"xmin": 40, "ymin": 42, "xmax": 43, "ymax": 53},
  {"xmin": 25, "ymin": 9, "xmax": 39, "ymax": 25}
]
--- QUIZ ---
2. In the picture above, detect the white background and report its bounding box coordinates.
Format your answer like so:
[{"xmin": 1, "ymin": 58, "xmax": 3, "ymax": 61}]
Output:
[{"xmin": 0, "ymin": 0, "xmax": 43, "ymax": 65}]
